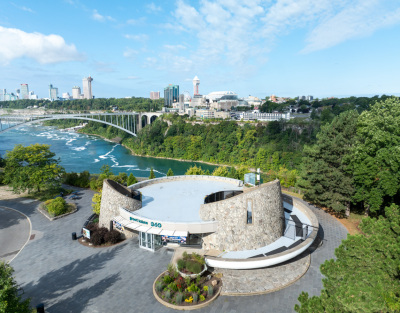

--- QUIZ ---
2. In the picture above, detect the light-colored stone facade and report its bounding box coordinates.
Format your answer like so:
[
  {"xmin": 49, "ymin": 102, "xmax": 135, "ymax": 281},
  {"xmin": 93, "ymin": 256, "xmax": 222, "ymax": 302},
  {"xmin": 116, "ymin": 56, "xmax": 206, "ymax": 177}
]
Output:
[
  {"xmin": 99, "ymin": 179, "xmax": 141, "ymax": 238},
  {"xmin": 199, "ymin": 180, "xmax": 284, "ymax": 252}
]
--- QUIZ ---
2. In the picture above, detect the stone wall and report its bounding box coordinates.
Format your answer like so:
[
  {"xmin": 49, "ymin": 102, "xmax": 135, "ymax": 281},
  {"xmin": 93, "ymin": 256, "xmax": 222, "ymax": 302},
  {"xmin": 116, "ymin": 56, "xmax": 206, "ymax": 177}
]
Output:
[
  {"xmin": 99, "ymin": 179, "xmax": 142, "ymax": 238},
  {"xmin": 200, "ymin": 180, "xmax": 284, "ymax": 252}
]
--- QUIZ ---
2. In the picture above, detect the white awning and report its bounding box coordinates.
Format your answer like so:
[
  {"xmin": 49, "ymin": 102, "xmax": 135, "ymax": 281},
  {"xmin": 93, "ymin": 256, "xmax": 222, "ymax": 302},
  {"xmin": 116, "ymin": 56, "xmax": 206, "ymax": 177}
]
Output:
[
  {"xmin": 125, "ymin": 222, "xmax": 141, "ymax": 230},
  {"xmin": 136, "ymin": 225, "xmax": 152, "ymax": 232},
  {"xmin": 173, "ymin": 230, "xmax": 188, "ymax": 237},
  {"xmin": 160, "ymin": 230, "xmax": 175, "ymax": 236},
  {"xmin": 147, "ymin": 227, "xmax": 163, "ymax": 235}
]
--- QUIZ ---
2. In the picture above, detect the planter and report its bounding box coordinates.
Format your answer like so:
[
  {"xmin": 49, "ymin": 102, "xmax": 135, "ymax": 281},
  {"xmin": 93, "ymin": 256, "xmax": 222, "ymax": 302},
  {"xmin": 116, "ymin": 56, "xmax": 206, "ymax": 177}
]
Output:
[{"xmin": 177, "ymin": 264, "xmax": 207, "ymax": 279}]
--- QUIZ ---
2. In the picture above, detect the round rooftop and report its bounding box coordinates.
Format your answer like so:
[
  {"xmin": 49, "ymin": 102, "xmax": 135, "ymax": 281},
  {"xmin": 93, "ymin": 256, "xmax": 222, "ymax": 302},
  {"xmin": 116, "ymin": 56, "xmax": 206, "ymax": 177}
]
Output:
[{"xmin": 132, "ymin": 178, "xmax": 242, "ymax": 223}]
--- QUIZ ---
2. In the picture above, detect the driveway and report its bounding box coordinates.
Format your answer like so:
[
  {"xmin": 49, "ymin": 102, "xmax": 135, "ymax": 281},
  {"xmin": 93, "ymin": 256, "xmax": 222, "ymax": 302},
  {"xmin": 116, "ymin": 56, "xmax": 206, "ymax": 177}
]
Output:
[{"xmin": 2, "ymin": 190, "xmax": 347, "ymax": 313}]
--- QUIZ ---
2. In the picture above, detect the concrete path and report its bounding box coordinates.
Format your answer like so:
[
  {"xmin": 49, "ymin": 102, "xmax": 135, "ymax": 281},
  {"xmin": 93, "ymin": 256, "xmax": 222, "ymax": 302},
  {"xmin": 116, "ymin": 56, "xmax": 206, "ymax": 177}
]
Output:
[
  {"xmin": 0, "ymin": 205, "xmax": 31, "ymax": 263},
  {"xmin": 2, "ymin": 191, "xmax": 348, "ymax": 313}
]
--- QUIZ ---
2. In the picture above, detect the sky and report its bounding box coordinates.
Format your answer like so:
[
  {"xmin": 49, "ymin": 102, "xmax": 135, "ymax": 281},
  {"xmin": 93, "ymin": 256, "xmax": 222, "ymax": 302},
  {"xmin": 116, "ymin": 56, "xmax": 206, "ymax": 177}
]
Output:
[{"xmin": 1, "ymin": 0, "xmax": 400, "ymax": 100}]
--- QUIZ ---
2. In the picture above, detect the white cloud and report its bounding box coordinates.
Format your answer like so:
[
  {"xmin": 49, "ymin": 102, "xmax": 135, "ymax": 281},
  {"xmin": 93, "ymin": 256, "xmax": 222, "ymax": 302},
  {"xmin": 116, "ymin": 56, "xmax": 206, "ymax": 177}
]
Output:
[
  {"xmin": 11, "ymin": 2, "xmax": 35, "ymax": 13},
  {"xmin": 92, "ymin": 9, "xmax": 115, "ymax": 22},
  {"xmin": 123, "ymin": 48, "xmax": 139, "ymax": 59},
  {"xmin": 124, "ymin": 34, "xmax": 149, "ymax": 41},
  {"xmin": 163, "ymin": 44, "xmax": 186, "ymax": 51},
  {"xmin": 126, "ymin": 17, "xmax": 146, "ymax": 25},
  {"xmin": 147, "ymin": 3, "xmax": 162, "ymax": 12},
  {"xmin": 0, "ymin": 26, "xmax": 84, "ymax": 65}
]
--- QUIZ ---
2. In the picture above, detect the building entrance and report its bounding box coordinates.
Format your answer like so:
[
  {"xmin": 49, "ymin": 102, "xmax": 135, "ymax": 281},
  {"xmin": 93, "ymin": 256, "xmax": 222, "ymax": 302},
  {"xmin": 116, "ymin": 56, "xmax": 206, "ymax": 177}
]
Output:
[{"xmin": 139, "ymin": 232, "xmax": 162, "ymax": 251}]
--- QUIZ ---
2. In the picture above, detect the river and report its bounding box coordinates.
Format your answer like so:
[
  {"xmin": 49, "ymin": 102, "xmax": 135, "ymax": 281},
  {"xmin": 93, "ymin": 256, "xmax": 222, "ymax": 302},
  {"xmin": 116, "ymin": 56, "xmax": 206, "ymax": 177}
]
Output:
[{"xmin": 0, "ymin": 124, "xmax": 217, "ymax": 177}]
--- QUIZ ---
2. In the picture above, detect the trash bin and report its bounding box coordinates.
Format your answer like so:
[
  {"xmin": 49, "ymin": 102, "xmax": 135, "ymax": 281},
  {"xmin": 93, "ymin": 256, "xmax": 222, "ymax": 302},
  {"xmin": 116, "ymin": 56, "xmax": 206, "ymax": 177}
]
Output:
[
  {"xmin": 36, "ymin": 303, "xmax": 45, "ymax": 313},
  {"xmin": 72, "ymin": 232, "xmax": 77, "ymax": 240}
]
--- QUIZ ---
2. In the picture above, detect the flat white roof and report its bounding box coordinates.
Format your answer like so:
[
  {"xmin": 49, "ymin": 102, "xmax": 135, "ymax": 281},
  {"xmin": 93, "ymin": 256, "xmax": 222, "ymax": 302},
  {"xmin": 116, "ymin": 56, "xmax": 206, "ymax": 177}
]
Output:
[{"xmin": 133, "ymin": 179, "xmax": 242, "ymax": 223}]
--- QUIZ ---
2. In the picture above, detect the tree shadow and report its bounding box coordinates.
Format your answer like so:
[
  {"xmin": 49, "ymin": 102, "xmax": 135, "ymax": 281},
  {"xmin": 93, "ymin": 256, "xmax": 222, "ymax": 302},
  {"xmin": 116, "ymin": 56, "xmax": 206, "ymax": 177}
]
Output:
[
  {"xmin": 0, "ymin": 206, "xmax": 28, "ymax": 230},
  {"xmin": 20, "ymin": 244, "xmax": 125, "ymax": 311}
]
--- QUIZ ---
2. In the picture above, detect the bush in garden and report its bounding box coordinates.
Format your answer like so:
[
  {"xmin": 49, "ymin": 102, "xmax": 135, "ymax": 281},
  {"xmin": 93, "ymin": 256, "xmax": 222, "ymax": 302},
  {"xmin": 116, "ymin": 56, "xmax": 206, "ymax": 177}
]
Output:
[
  {"xmin": 156, "ymin": 282, "xmax": 163, "ymax": 292},
  {"xmin": 187, "ymin": 283, "xmax": 200, "ymax": 293},
  {"xmin": 85, "ymin": 223, "xmax": 98, "ymax": 232},
  {"xmin": 176, "ymin": 292, "xmax": 183, "ymax": 304},
  {"xmin": 203, "ymin": 286, "xmax": 208, "ymax": 292},
  {"xmin": 90, "ymin": 231, "xmax": 104, "ymax": 246},
  {"xmin": 163, "ymin": 275, "xmax": 174, "ymax": 285},
  {"xmin": 46, "ymin": 197, "xmax": 68, "ymax": 216},
  {"xmin": 177, "ymin": 259, "xmax": 186, "ymax": 271},
  {"xmin": 165, "ymin": 290, "xmax": 172, "ymax": 300},
  {"xmin": 208, "ymin": 286, "xmax": 214, "ymax": 297},
  {"xmin": 104, "ymin": 229, "xmax": 121, "ymax": 244},
  {"xmin": 199, "ymin": 294, "xmax": 205, "ymax": 302},
  {"xmin": 167, "ymin": 263, "xmax": 175, "ymax": 275},
  {"xmin": 193, "ymin": 293, "xmax": 198, "ymax": 303},
  {"xmin": 168, "ymin": 282, "xmax": 178, "ymax": 292},
  {"xmin": 186, "ymin": 260, "xmax": 202, "ymax": 274},
  {"xmin": 182, "ymin": 251, "xmax": 188, "ymax": 260}
]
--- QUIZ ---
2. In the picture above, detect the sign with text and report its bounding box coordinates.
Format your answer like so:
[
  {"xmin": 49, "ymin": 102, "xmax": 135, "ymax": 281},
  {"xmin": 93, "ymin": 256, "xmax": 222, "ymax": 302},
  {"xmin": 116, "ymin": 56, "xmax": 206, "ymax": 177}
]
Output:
[{"xmin": 162, "ymin": 235, "xmax": 186, "ymax": 244}]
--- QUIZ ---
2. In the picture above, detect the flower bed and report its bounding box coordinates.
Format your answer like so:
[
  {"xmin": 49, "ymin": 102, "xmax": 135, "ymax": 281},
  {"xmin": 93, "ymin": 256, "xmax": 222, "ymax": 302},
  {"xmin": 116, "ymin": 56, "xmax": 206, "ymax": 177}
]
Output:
[
  {"xmin": 176, "ymin": 252, "xmax": 206, "ymax": 277},
  {"xmin": 154, "ymin": 262, "xmax": 222, "ymax": 310}
]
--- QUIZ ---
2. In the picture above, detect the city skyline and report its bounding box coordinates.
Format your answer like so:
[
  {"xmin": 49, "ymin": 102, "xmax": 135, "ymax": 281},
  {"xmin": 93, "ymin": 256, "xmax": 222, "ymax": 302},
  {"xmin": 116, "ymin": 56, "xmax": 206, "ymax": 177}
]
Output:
[{"xmin": 1, "ymin": 1, "xmax": 400, "ymax": 99}]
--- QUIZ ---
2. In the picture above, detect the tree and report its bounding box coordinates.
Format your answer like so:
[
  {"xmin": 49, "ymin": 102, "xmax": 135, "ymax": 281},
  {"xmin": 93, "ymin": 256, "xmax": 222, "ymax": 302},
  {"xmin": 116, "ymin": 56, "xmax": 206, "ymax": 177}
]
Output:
[
  {"xmin": 295, "ymin": 204, "xmax": 400, "ymax": 313},
  {"xmin": 92, "ymin": 191, "xmax": 102, "ymax": 215},
  {"xmin": 298, "ymin": 110, "xmax": 358, "ymax": 216},
  {"xmin": 212, "ymin": 166, "xmax": 229, "ymax": 177},
  {"xmin": 100, "ymin": 164, "xmax": 113, "ymax": 178},
  {"xmin": 0, "ymin": 262, "xmax": 31, "ymax": 313},
  {"xmin": 185, "ymin": 165, "xmax": 205, "ymax": 175},
  {"xmin": 3, "ymin": 144, "xmax": 65, "ymax": 193},
  {"xmin": 127, "ymin": 173, "xmax": 137, "ymax": 186},
  {"xmin": 149, "ymin": 167, "xmax": 156, "ymax": 179},
  {"xmin": 349, "ymin": 97, "xmax": 400, "ymax": 215},
  {"xmin": 166, "ymin": 168, "xmax": 174, "ymax": 176}
]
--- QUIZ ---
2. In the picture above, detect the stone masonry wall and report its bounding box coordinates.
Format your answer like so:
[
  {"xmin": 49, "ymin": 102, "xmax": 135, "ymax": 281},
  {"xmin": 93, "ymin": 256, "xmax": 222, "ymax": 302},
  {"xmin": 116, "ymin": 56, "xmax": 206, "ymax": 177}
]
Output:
[
  {"xmin": 99, "ymin": 179, "xmax": 142, "ymax": 238},
  {"xmin": 199, "ymin": 180, "xmax": 284, "ymax": 252}
]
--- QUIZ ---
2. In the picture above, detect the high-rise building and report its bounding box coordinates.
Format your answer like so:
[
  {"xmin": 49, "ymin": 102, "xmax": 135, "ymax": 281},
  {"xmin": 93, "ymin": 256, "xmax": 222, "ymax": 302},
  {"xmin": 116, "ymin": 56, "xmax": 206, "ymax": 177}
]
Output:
[
  {"xmin": 193, "ymin": 76, "xmax": 200, "ymax": 96},
  {"xmin": 82, "ymin": 76, "xmax": 93, "ymax": 99},
  {"xmin": 49, "ymin": 84, "xmax": 58, "ymax": 101},
  {"xmin": 72, "ymin": 86, "xmax": 81, "ymax": 99},
  {"xmin": 150, "ymin": 91, "xmax": 160, "ymax": 100},
  {"xmin": 2, "ymin": 89, "xmax": 6, "ymax": 101},
  {"xmin": 164, "ymin": 84, "xmax": 179, "ymax": 107},
  {"xmin": 20, "ymin": 84, "xmax": 29, "ymax": 100}
]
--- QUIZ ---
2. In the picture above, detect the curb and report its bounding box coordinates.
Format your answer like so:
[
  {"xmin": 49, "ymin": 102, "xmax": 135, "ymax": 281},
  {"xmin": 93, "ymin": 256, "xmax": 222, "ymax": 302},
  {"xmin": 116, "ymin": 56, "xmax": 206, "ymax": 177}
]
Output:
[{"xmin": 153, "ymin": 271, "xmax": 221, "ymax": 311}]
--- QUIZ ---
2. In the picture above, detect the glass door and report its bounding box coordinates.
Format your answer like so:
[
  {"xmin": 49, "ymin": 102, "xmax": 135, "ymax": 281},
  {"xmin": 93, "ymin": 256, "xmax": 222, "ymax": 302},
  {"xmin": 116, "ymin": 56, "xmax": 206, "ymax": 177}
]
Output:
[{"xmin": 139, "ymin": 232, "xmax": 155, "ymax": 251}]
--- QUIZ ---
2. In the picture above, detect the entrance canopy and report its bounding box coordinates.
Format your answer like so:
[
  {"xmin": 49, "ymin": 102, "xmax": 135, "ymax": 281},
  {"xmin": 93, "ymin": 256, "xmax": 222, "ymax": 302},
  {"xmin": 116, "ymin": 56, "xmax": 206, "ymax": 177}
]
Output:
[{"xmin": 113, "ymin": 215, "xmax": 188, "ymax": 237}]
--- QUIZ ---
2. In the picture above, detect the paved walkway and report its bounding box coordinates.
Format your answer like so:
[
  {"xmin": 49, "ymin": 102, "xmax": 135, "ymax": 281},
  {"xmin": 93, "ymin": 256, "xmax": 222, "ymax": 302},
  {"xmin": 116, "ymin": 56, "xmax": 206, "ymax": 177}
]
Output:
[
  {"xmin": 0, "ymin": 205, "xmax": 31, "ymax": 263},
  {"xmin": 2, "ymin": 192, "xmax": 348, "ymax": 313}
]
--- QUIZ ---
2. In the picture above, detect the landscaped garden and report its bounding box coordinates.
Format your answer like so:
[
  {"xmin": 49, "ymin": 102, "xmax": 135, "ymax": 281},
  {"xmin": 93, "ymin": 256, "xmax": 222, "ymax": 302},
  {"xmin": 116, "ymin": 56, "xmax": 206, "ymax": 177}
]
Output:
[
  {"xmin": 79, "ymin": 223, "xmax": 123, "ymax": 247},
  {"xmin": 39, "ymin": 196, "xmax": 76, "ymax": 218},
  {"xmin": 154, "ymin": 252, "xmax": 222, "ymax": 309}
]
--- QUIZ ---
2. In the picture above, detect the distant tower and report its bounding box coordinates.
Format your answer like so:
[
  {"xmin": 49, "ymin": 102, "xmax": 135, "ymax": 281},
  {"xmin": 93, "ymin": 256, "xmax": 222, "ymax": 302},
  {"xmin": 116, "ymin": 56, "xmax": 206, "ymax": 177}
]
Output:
[
  {"xmin": 20, "ymin": 84, "xmax": 29, "ymax": 100},
  {"xmin": 193, "ymin": 76, "xmax": 200, "ymax": 96},
  {"xmin": 72, "ymin": 86, "xmax": 81, "ymax": 99},
  {"xmin": 82, "ymin": 76, "xmax": 93, "ymax": 99}
]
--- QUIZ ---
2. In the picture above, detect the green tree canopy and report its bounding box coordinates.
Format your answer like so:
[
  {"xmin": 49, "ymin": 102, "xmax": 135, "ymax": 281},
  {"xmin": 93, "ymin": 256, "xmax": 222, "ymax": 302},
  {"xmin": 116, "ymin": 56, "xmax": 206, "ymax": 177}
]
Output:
[
  {"xmin": 127, "ymin": 173, "xmax": 137, "ymax": 185},
  {"xmin": 149, "ymin": 167, "xmax": 156, "ymax": 179},
  {"xmin": 0, "ymin": 262, "xmax": 31, "ymax": 313},
  {"xmin": 4, "ymin": 144, "xmax": 65, "ymax": 193},
  {"xmin": 295, "ymin": 204, "xmax": 400, "ymax": 312},
  {"xmin": 185, "ymin": 165, "xmax": 205, "ymax": 175},
  {"xmin": 349, "ymin": 97, "xmax": 400, "ymax": 215},
  {"xmin": 92, "ymin": 191, "xmax": 102, "ymax": 215},
  {"xmin": 212, "ymin": 166, "xmax": 229, "ymax": 177},
  {"xmin": 298, "ymin": 110, "xmax": 358, "ymax": 215},
  {"xmin": 166, "ymin": 168, "xmax": 174, "ymax": 176}
]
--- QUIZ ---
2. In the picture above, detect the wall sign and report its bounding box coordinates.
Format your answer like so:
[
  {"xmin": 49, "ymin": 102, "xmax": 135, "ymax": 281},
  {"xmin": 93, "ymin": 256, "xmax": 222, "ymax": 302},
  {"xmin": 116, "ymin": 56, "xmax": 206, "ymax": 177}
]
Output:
[
  {"xmin": 162, "ymin": 235, "xmax": 186, "ymax": 244},
  {"xmin": 82, "ymin": 228, "xmax": 90, "ymax": 239},
  {"xmin": 129, "ymin": 216, "xmax": 162, "ymax": 228},
  {"xmin": 113, "ymin": 221, "xmax": 124, "ymax": 231}
]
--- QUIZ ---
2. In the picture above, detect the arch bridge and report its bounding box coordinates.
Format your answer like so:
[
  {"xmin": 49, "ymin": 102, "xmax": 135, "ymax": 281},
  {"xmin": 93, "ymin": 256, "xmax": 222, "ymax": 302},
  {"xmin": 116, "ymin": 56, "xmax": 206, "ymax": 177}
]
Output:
[{"xmin": 0, "ymin": 112, "xmax": 163, "ymax": 136}]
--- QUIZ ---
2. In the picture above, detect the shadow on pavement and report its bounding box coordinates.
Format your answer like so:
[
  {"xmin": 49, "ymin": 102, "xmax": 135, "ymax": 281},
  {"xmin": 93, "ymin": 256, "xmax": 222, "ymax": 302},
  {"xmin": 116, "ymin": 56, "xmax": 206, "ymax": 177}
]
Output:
[{"xmin": 20, "ymin": 244, "xmax": 125, "ymax": 311}]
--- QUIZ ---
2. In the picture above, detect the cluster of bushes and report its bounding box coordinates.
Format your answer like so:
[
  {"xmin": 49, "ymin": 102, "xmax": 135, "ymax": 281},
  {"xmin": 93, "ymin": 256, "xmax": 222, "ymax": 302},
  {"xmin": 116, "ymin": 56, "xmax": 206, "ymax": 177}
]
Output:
[
  {"xmin": 85, "ymin": 223, "xmax": 121, "ymax": 246},
  {"xmin": 42, "ymin": 197, "xmax": 70, "ymax": 217},
  {"xmin": 63, "ymin": 171, "xmax": 90, "ymax": 188},
  {"xmin": 155, "ymin": 262, "xmax": 217, "ymax": 306},
  {"xmin": 89, "ymin": 165, "xmax": 137, "ymax": 191},
  {"xmin": 177, "ymin": 252, "xmax": 205, "ymax": 274}
]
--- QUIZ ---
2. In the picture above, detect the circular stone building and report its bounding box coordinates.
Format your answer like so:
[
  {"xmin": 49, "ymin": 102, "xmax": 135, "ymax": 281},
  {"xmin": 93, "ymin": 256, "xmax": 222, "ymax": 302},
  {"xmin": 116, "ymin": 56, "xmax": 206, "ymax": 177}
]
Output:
[{"xmin": 99, "ymin": 176, "xmax": 318, "ymax": 269}]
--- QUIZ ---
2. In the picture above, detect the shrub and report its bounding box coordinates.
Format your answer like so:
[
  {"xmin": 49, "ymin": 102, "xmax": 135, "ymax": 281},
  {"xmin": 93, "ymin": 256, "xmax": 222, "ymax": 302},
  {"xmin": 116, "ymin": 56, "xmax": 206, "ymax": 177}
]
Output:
[
  {"xmin": 182, "ymin": 251, "xmax": 188, "ymax": 260},
  {"xmin": 208, "ymin": 286, "xmax": 214, "ymax": 297},
  {"xmin": 90, "ymin": 231, "xmax": 104, "ymax": 246},
  {"xmin": 156, "ymin": 282, "xmax": 163, "ymax": 292},
  {"xmin": 163, "ymin": 275, "xmax": 174, "ymax": 285},
  {"xmin": 187, "ymin": 283, "xmax": 200, "ymax": 293},
  {"xmin": 203, "ymin": 286, "xmax": 208, "ymax": 292},
  {"xmin": 176, "ymin": 292, "xmax": 183, "ymax": 304},
  {"xmin": 186, "ymin": 260, "xmax": 202, "ymax": 274},
  {"xmin": 165, "ymin": 290, "xmax": 171, "ymax": 299},
  {"xmin": 193, "ymin": 293, "xmax": 198, "ymax": 303},
  {"xmin": 167, "ymin": 263, "xmax": 175, "ymax": 275},
  {"xmin": 46, "ymin": 197, "xmax": 68, "ymax": 216},
  {"xmin": 177, "ymin": 259, "xmax": 186, "ymax": 271},
  {"xmin": 184, "ymin": 276, "xmax": 191, "ymax": 286},
  {"xmin": 85, "ymin": 223, "xmax": 98, "ymax": 232},
  {"xmin": 199, "ymin": 294, "xmax": 205, "ymax": 302},
  {"xmin": 168, "ymin": 282, "xmax": 178, "ymax": 292},
  {"xmin": 104, "ymin": 230, "xmax": 121, "ymax": 244}
]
